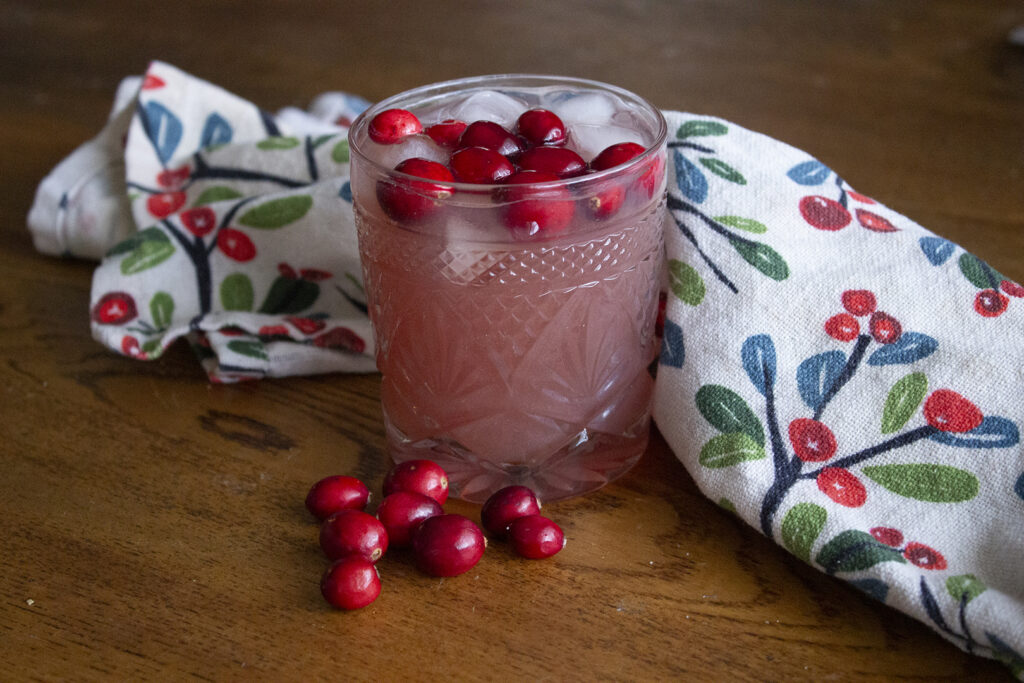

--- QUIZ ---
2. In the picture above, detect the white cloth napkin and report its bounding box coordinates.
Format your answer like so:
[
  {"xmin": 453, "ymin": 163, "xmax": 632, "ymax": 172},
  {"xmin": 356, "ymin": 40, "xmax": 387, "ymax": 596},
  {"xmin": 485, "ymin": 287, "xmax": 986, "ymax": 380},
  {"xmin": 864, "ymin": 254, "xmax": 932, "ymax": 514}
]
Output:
[{"xmin": 28, "ymin": 61, "xmax": 1024, "ymax": 676}]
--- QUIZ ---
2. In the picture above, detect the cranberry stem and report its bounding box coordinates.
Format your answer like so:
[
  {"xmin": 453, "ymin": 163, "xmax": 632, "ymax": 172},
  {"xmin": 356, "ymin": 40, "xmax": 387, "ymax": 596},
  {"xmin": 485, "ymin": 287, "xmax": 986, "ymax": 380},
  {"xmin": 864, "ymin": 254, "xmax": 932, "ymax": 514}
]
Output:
[
  {"xmin": 669, "ymin": 209, "xmax": 739, "ymax": 294},
  {"xmin": 959, "ymin": 593, "xmax": 976, "ymax": 655},
  {"xmin": 797, "ymin": 425, "xmax": 938, "ymax": 480},
  {"xmin": 759, "ymin": 359, "xmax": 798, "ymax": 536},
  {"xmin": 669, "ymin": 195, "xmax": 759, "ymax": 248},
  {"xmin": 812, "ymin": 334, "xmax": 872, "ymax": 421},
  {"xmin": 190, "ymin": 152, "xmax": 308, "ymax": 188},
  {"xmin": 667, "ymin": 140, "xmax": 715, "ymax": 154},
  {"xmin": 834, "ymin": 173, "xmax": 848, "ymax": 209}
]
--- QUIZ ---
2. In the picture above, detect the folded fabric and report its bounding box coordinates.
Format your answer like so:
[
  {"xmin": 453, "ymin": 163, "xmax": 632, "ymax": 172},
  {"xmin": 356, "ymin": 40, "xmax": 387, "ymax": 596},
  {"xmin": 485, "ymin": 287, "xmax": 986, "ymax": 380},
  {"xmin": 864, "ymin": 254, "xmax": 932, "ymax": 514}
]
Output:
[{"xmin": 28, "ymin": 61, "xmax": 1024, "ymax": 676}]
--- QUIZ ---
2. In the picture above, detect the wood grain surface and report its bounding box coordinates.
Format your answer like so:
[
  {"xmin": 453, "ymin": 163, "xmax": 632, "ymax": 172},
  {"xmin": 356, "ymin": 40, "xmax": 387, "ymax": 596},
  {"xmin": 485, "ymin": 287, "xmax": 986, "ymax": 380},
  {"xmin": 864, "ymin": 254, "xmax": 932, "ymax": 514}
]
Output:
[{"xmin": 2, "ymin": 1, "xmax": 1022, "ymax": 680}]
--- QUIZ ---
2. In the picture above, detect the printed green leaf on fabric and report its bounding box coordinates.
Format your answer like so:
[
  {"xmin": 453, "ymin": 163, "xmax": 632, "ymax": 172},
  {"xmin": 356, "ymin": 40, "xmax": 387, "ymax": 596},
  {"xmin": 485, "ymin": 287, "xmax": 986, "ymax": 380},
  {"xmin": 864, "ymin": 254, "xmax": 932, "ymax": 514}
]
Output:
[
  {"xmin": 149, "ymin": 291, "xmax": 174, "ymax": 329},
  {"xmin": 220, "ymin": 273, "xmax": 255, "ymax": 311},
  {"xmin": 728, "ymin": 238, "xmax": 789, "ymax": 281},
  {"xmin": 332, "ymin": 139, "xmax": 350, "ymax": 163},
  {"xmin": 141, "ymin": 338, "xmax": 162, "ymax": 355},
  {"xmin": 715, "ymin": 216, "xmax": 767, "ymax": 234},
  {"xmin": 699, "ymin": 158, "xmax": 746, "ymax": 185},
  {"xmin": 193, "ymin": 186, "xmax": 243, "ymax": 207},
  {"xmin": 862, "ymin": 464, "xmax": 979, "ymax": 503},
  {"xmin": 106, "ymin": 226, "xmax": 169, "ymax": 257},
  {"xmin": 958, "ymin": 253, "xmax": 1002, "ymax": 289},
  {"xmin": 698, "ymin": 432, "xmax": 766, "ymax": 468},
  {"xmin": 238, "ymin": 195, "xmax": 313, "ymax": 229},
  {"xmin": 781, "ymin": 503, "xmax": 827, "ymax": 563},
  {"xmin": 676, "ymin": 120, "xmax": 728, "ymax": 139},
  {"xmin": 121, "ymin": 238, "xmax": 175, "ymax": 275},
  {"xmin": 946, "ymin": 574, "xmax": 986, "ymax": 605},
  {"xmin": 668, "ymin": 259, "xmax": 705, "ymax": 306},
  {"xmin": 227, "ymin": 339, "xmax": 268, "ymax": 360},
  {"xmin": 256, "ymin": 136, "xmax": 301, "ymax": 150},
  {"xmin": 882, "ymin": 372, "xmax": 928, "ymax": 434},
  {"xmin": 695, "ymin": 384, "xmax": 765, "ymax": 446},
  {"xmin": 718, "ymin": 498, "xmax": 737, "ymax": 514},
  {"xmin": 258, "ymin": 276, "xmax": 320, "ymax": 314},
  {"xmin": 815, "ymin": 530, "xmax": 906, "ymax": 575}
]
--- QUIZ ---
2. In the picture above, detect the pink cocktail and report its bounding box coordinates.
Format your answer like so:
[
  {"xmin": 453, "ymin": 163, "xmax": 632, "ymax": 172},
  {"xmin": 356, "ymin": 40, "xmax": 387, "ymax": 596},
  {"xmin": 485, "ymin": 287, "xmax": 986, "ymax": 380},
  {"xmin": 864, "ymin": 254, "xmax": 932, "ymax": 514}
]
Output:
[{"xmin": 349, "ymin": 75, "xmax": 667, "ymax": 502}]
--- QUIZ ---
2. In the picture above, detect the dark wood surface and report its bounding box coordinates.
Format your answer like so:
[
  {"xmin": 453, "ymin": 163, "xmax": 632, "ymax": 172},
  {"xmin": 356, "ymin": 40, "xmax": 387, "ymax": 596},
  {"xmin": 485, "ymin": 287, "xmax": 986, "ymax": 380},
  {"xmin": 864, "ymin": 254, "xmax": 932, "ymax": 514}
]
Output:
[{"xmin": 2, "ymin": 1, "xmax": 1022, "ymax": 679}]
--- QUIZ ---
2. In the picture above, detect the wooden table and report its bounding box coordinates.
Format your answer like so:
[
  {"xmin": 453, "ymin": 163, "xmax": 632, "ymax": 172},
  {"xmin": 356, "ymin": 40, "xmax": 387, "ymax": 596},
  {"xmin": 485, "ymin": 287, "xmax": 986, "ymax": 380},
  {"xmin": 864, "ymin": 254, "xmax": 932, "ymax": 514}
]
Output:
[{"xmin": 3, "ymin": 1, "xmax": 1022, "ymax": 679}]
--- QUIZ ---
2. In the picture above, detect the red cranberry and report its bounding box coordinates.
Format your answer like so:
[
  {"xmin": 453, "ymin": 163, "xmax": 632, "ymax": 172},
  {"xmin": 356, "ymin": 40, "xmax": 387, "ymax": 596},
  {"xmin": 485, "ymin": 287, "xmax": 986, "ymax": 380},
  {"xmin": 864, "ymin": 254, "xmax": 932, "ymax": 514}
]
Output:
[
  {"xmin": 368, "ymin": 108, "xmax": 422, "ymax": 144},
  {"xmin": 481, "ymin": 486, "xmax": 542, "ymax": 537},
  {"xmin": 449, "ymin": 147, "xmax": 515, "ymax": 184},
  {"xmin": 508, "ymin": 515, "xmax": 565, "ymax": 559},
  {"xmin": 788, "ymin": 419, "xmax": 838, "ymax": 462},
  {"xmin": 515, "ymin": 109, "xmax": 566, "ymax": 146},
  {"xmin": 923, "ymin": 389, "xmax": 983, "ymax": 433},
  {"xmin": 217, "ymin": 228, "xmax": 257, "ymax": 262},
  {"xmin": 869, "ymin": 527, "xmax": 904, "ymax": 548},
  {"xmin": 590, "ymin": 142, "xmax": 646, "ymax": 171},
  {"xmin": 903, "ymin": 542, "xmax": 947, "ymax": 570},
  {"xmin": 425, "ymin": 119, "xmax": 468, "ymax": 148},
  {"xmin": 180, "ymin": 207, "xmax": 216, "ymax": 237},
  {"xmin": 868, "ymin": 311, "xmax": 902, "ymax": 344},
  {"xmin": 411, "ymin": 514, "xmax": 486, "ymax": 577},
  {"xmin": 305, "ymin": 475, "xmax": 370, "ymax": 520},
  {"xmin": 313, "ymin": 327, "xmax": 367, "ymax": 353},
  {"xmin": 841, "ymin": 289, "xmax": 877, "ymax": 316},
  {"xmin": 121, "ymin": 335, "xmax": 144, "ymax": 358},
  {"xmin": 799, "ymin": 196, "xmax": 851, "ymax": 231},
  {"xmin": 1001, "ymin": 280, "xmax": 1024, "ymax": 298},
  {"xmin": 824, "ymin": 313, "xmax": 860, "ymax": 342},
  {"xmin": 855, "ymin": 209, "xmax": 898, "ymax": 232},
  {"xmin": 320, "ymin": 557, "xmax": 381, "ymax": 610},
  {"xmin": 147, "ymin": 191, "xmax": 186, "ymax": 218},
  {"xmin": 92, "ymin": 292, "xmax": 138, "ymax": 325},
  {"xmin": 319, "ymin": 509, "xmax": 389, "ymax": 563},
  {"xmin": 816, "ymin": 468, "xmax": 866, "ymax": 508},
  {"xmin": 517, "ymin": 147, "xmax": 587, "ymax": 178},
  {"xmin": 586, "ymin": 185, "xmax": 626, "ymax": 220},
  {"xmin": 383, "ymin": 459, "xmax": 449, "ymax": 504},
  {"xmin": 287, "ymin": 316, "xmax": 327, "ymax": 335},
  {"xmin": 299, "ymin": 268, "xmax": 332, "ymax": 282},
  {"xmin": 376, "ymin": 158, "xmax": 454, "ymax": 223},
  {"xmin": 259, "ymin": 324, "xmax": 289, "ymax": 337},
  {"xmin": 847, "ymin": 191, "xmax": 875, "ymax": 205},
  {"xmin": 499, "ymin": 170, "xmax": 575, "ymax": 237},
  {"xmin": 375, "ymin": 491, "xmax": 443, "ymax": 547},
  {"xmin": 156, "ymin": 165, "xmax": 191, "ymax": 189},
  {"xmin": 457, "ymin": 120, "xmax": 523, "ymax": 157},
  {"xmin": 975, "ymin": 289, "xmax": 1009, "ymax": 317}
]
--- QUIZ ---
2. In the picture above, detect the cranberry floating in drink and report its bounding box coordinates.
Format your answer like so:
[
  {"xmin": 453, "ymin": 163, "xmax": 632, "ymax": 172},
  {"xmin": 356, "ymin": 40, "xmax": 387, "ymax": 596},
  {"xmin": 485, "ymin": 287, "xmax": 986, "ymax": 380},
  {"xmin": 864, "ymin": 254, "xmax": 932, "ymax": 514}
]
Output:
[{"xmin": 348, "ymin": 75, "xmax": 668, "ymax": 502}]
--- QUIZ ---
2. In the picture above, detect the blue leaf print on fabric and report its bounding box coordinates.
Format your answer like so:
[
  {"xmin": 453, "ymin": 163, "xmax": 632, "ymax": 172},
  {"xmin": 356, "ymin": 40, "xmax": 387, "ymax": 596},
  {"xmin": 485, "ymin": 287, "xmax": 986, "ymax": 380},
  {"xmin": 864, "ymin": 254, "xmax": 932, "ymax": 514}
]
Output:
[
  {"xmin": 199, "ymin": 112, "xmax": 233, "ymax": 147},
  {"xmin": 141, "ymin": 101, "xmax": 183, "ymax": 164},
  {"xmin": 796, "ymin": 351, "xmax": 846, "ymax": 412},
  {"xmin": 919, "ymin": 236, "xmax": 956, "ymax": 266},
  {"xmin": 786, "ymin": 160, "xmax": 831, "ymax": 186},
  {"xmin": 866, "ymin": 332, "xmax": 938, "ymax": 366},
  {"xmin": 674, "ymin": 150, "xmax": 708, "ymax": 203},
  {"xmin": 742, "ymin": 334, "xmax": 776, "ymax": 397},
  {"xmin": 660, "ymin": 319, "xmax": 685, "ymax": 368}
]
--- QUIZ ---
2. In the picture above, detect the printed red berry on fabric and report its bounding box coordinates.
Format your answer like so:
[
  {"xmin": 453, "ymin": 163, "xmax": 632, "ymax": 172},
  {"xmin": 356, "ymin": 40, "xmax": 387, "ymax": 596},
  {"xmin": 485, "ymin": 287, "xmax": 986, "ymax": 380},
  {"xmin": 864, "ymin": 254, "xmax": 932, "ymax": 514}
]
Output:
[
  {"xmin": 923, "ymin": 389, "xmax": 984, "ymax": 433},
  {"xmin": 789, "ymin": 419, "xmax": 837, "ymax": 462},
  {"xmin": 841, "ymin": 290, "xmax": 877, "ymax": 317},
  {"xmin": 824, "ymin": 313, "xmax": 860, "ymax": 342},
  {"xmin": 816, "ymin": 468, "xmax": 866, "ymax": 508},
  {"xmin": 869, "ymin": 527, "xmax": 904, "ymax": 548},
  {"xmin": 903, "ymin": 542, "xmax": 947, "ymax": 570}
]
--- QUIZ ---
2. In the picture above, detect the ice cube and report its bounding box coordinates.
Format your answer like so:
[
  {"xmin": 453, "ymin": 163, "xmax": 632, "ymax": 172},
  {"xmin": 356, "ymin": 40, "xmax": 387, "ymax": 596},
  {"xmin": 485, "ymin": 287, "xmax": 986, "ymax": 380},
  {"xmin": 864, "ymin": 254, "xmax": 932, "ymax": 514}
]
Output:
[
  {"xmin": 368, "ymin": 133, "xmax": 450, "ymax": 170},
  {"xmin": 569, "ymin": 124, "xmax": 645, "ymax": 162},
  {"xmin": 551, "ymin": 92, "xmax": 619, "ymax": 127},
  {"xmin": 442, "ymin": 90, "xmax": 527, "ymax": 128},
  {"xmin": 440, "ymin": 216, "xmax": 503, "ymax": 284}
]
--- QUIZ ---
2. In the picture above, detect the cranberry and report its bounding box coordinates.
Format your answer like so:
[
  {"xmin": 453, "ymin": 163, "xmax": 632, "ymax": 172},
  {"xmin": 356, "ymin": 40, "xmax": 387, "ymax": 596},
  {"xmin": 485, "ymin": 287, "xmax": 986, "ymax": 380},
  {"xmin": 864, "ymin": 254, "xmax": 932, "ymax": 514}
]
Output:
[
  {"xmin": 586, "ymin": 186, "xmax": 626, "ymax": 220},
  {"xmin": 499, "ymin": 170, "xmax": 575, "ymax": 237},
  {"xmin": 156, "ymin": 165, "xmax": 191, "ymax": 189},
  {"xmin": 383, "ymin": 459, "xmax": 449, "ymax": 504},
  {"xmin": 923, "ymin": 389, "xmax": 983, "ymax": 433},
  {"xmin": 590, "ymin": 142, "xmax": 646, "ymax": 171},
  {"xmin": 305, "ymin": 475, "xmax": 371, "ymax": 520},
  {"xmin": 121, "ymin": 335, "xmax": 145, "ymax": 358},
  {"xmin": 368, "ymin": 108, "xmax": 422, "ymax": 144},
  {"xmin": 975, "ymin": 289, "xmax": 1009, "ymax": 317},
  {"xmin": 375, "ymin": 491, "xmax": 443, "ymax": 547},
  {"xmin": 824, "ymin": 313, "xmax": 860, "ymax": 342},
  {"xmin": 141, "ymin": 74, "xmax": 165, "ymax": 90},
  {"xmin": 147, "ymin": 191, "xmax": 186, "ymax": 219},
  {"xmin": 816, "ymin": 468, "xmax": 866, "ymax": 508},
  {"xmin": 411, "ymin": 514, "xmax": 486, "ymax": 577},
  {"xmin": 457, "ymin": 120, "xmax": 523, "ymax": 157},
  {"xmin": 259, "ymin": 324, "xmax": 289, "ymax": 337},
  {"xmin": 847, "ymin": 191, "xmax": 875, "ymax": 205},
  {"xmin": 287, "ymin": 316, "xmax": 327, "ymax": 335},
  {"xmin": 299, "ymin": 268, "xmax": 332, "ymax": 282},
  {"xmin": 425, "ymin": 119, "xmax": 468, "ymax": 148},
  {"xmin": 1001, "ymin": 280, "xmax": 1024, "ymax": 298},
  {"xmin": 449, "ymin": 146, "xmax": 515, "ymax": 184},
  {"xmin": 507, "ymin": 515, "xmax": 565, "ymax": 559},
  {"xmin": 788, "ymin": 418, "xmax": 838, "ymax": 462},
  {"xmin": 217, "ymin": 228, "xmax": 257, "ymax": 262},
  {"xmin": 91, "ymin": 292, "xmax": 138, "ymax": 325},
  {"xmin": 481, "ymin": 486, "xmax": 541, "ymax": 537},
  {"xmin": 868, "ymin": 311, "xmax": 902, "ymax": 344},
  {"xmin": 799, "ymin": 196, "xmax": 851, "ymax": 231},
  {"xmin": 319, "ymin": 509, "xmax": 389, "ymax": 563},
  {"xmin": 376, "ymin": 157, "xmax": 454, "ymax": 223},
  {"xmin": 841, "ymin": 289, "xmax": 876, "ymax": 316},
  {"xmin": 869, "ymin": 527, "xmax": 904, "ymax": 548},
  {"xmin": 312, "ymin": 327, "xmax": 366, "ymax": 353},
  {"xmin": 903, "ymin": 542, "xmax": 947, "ymax": 570},
  {"xmin": 278, "ymin": 263, "xmax": 297, "ymax": 278},
  {"xmin": 180, "ymin": 207, "xmax": 216, "ymax": 237},
  {"xmin": 515, "ymin": 108, "xmax": 566, "ymax": 146},
  {"xmin": 855, "ymin": 209, "xmax": 898, "ymax": 232},
  {"xmin": 320, "ymin": 557, "xmax": 381, "ymax": 610},
  {"xmin": 517, "ymin": 147, "xmax": 587, "ymax": 178}
]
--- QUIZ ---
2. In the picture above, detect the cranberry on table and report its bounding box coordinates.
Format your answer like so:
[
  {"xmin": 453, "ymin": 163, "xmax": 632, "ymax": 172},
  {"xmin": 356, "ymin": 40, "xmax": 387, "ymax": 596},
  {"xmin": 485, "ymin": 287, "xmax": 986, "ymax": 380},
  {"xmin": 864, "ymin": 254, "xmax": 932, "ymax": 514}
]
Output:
[
  {"xmin": 319, "ymin": 509, "xmax": 389, "ymax": 563},
  {"xmin": 457, "ymin": 120, "xmax": 524, "ymax": 157},
  {"xmin": 450, "ymin": 146, "xmax": 516, "ymax": 184},
  {"xmin": 424, "ymin": 119, "xmax": 468, "ymax": 148},
  {"xmin": 411, "ymin": 514, "xmax": 486, "ymax": 577},
  {"xmin": 305, "ymin": 475, "xmax": 370, "ymax": 520},
  {"xmin": 499, "ymin": 170, "xmax": 576, "ymax": 236},
  {"xmin": 481, "ymin": 485, "xmax": 542, "ymax": 537},
  {"xmin": 376, "ymin": 491, "xmax": 443, "ymax": 547},
  {"xmin": 368, "ymin": 108, "xmax": 423, "ymax": 144},
  {"xmin": 515, "ymin": 108, "xmax": 566, "ymax": 146},
  {"xmin": 508, "ymin": 515, "xmax": 565, "ymax": 559},
  {"xmin": 517, "ymin": 146, "xmax": 587, "ymax": 178},
  {"xmin": 376, "ymin": 157, "xmax": 454, "ymax": 223},
  {"xmin": 383, "ymin": 459, "xmax": 449, "ymax": 504},
  {"xmin": 321, "ymin": 557, "xmax": 382, "ymax": 610}
]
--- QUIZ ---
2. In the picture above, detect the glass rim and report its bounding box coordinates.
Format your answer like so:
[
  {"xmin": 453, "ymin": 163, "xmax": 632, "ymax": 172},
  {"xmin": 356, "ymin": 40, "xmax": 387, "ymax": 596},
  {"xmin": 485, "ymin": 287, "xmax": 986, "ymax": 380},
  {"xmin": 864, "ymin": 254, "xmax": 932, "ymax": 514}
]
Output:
[{"xmin": 347, "ymin": 73, "xmax": 668, "ymax": 192}]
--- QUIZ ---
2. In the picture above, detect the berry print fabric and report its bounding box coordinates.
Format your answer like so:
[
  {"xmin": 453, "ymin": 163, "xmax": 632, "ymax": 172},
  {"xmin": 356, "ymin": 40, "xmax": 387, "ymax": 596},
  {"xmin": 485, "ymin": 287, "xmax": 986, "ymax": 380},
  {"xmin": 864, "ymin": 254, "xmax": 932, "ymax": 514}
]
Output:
[{"xmin": 28, "ymin": 62, "xmax": 1024, "ymax": 676}]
